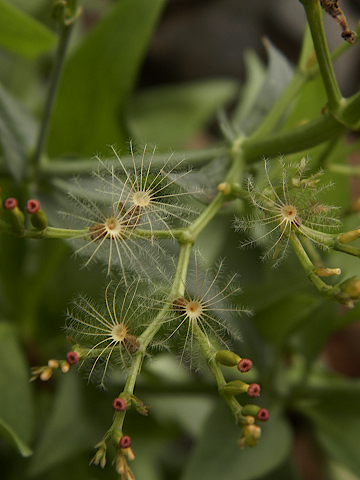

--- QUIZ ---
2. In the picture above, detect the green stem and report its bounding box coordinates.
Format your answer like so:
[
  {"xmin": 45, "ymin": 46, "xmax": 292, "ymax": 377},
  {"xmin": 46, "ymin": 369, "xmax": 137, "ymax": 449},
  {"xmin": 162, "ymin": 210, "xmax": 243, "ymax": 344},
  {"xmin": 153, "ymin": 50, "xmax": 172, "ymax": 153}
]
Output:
[
  {"xmin": 300, "ymin": 0, "xmax": 342, "ymax": 110},
  {"xmin": 242, "ymin": 112, "xmax": 345, "ymax": 161},
  {"xmin": 109, "ymin": 242, "xmax": 193, "ymax": 435},
  {"xmin": 32, "ymin": 21, "xmax": 74, "ymax": 170},
  {"xmin": 195, "ymin": 328, "xmax": 243, "ymax": 421},
  {"xmin": 290, "ymin": 233, "xmax": 332, "ymax": 293}
]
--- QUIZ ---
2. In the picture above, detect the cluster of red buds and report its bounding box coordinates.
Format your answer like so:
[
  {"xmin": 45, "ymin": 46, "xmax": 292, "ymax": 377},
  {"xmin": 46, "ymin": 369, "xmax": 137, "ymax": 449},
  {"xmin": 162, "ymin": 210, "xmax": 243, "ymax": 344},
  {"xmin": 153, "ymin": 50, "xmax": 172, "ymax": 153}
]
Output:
[
  {"xmin": 30, "ymin": 351, "xmax": 79, "ymax": 382},
  {"xmin": 2, "ymin": 196, "xmax": 48, "ymax": 235},
  {"xmin": 215, "ymin": 349, "xmax": 269, "ymax": 448}
]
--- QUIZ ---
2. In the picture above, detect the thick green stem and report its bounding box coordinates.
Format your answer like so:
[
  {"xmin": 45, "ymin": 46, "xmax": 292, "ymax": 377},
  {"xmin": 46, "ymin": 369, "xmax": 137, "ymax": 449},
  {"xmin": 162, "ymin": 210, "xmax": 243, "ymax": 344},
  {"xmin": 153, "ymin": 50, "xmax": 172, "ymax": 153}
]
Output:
[
  {"xmin": 241, "ymin": 112, "xmax": 345, "ymax": 161},
  {"xmin": 300, "ymin": 0, "xmax": 342, "ymax": 110}
]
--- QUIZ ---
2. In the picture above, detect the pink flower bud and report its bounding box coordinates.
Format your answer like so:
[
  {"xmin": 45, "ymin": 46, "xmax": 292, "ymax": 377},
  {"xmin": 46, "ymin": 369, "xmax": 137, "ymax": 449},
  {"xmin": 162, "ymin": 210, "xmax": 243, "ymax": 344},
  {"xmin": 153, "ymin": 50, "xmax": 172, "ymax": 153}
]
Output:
[
  {"xmin": 66, "ymin": 351, "xmax": 79, "ymax": 365},
  {"xmin": 26, "ymin": 199, "xmax": 40, "ymax": 214},
  {"xmin": 112, "ymin": 397, "xmax": 127, "ymax": 411},
  {"xmin": 237, "ymin": 358, "xmax": 253, "ymax": 373},
  {"xmin": 119, "ymin": 435, "xmax": 131, "ymax": 449},
  {"xmin": 256, "ymin": 408, "xmax": 269, "ymax": 421},
  {"xmin": 3, "ymin": 198, "xmax": 18, "ymax": 210},
  {"xmin": 247, "ymin": 383, "xmax": 261, "ymax": 398}
]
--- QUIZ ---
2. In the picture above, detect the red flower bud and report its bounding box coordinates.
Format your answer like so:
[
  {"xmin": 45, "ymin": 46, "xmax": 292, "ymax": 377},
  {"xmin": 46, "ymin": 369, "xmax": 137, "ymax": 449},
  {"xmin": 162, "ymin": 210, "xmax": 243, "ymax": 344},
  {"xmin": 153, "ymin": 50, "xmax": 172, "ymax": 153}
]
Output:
[
  {"xmin": 237, "ymin": 358, "xmax": 253, "ymax": 373},
  {"xmin": 66, "ymin": 351, "xmax": 79, "ymax": 365},
  {"xmin": 119, "ymin": 435, "xmax": 131, "ymax": 449},
  {"xmin": 26, "ymin": 199, "xmax": 40, "ymax": 214},
  {"xmin": 3, "ymin": 198, "xmax": 18, "ymax": 210},
  {"xmin": 247, "ymin": 383, "xmax": 261, "ymax": 398},
  {"xmin": 112, "ymin": 397, "xmax": 127, "ymax": 411},
  {"xmin": 256, "ymin": 408, "xmax": 269, "ymax": 421}
]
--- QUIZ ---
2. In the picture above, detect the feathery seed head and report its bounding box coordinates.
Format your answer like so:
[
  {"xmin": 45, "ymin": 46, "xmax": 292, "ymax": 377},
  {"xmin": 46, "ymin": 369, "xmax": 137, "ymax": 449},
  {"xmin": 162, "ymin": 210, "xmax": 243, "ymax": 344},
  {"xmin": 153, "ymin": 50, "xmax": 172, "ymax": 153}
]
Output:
[
  {"xmin": 65, "ymin": 280, "xmax": 150, "ymax": 388},
  {"xmin": 235, "ymin": 157, "xmax": 340, "ymax": 266},
  {"xmin": 163, "ymin": 251, "xmax": 251, "ymax": 370}
]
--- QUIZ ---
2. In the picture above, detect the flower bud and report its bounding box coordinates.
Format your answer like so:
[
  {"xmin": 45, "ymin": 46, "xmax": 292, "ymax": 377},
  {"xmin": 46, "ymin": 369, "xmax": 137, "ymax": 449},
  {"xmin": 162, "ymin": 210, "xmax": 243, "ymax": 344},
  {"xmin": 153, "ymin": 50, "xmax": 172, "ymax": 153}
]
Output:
[
  {"xmin": 112, "ymin": 397, "xmax": 127, "ymax": 411},
  {"xmin": 66, "ymin": 351, "xmax": 79, "ymax": 365},
  {"xmin": 337, "ymin": 277, "xmax": 360, "ymax": 307},
  {"xmin": 315, "ymin": 267, "xmax": 341, "ymax": 277},
  {"xmin": 215, "ymin": 350, "xmax": 241, "ymax": 367},
  {"xmin": 61, "ymin": 361, "xmax": 70, "ymax": 373},
  {"xmin": 237, "ymin": 358, "xmax": 253, "ymax": 372},
  {"xmin": 3, "ymin": 198, "xmax": 25, "ymax": 235},
  {"xmin": 48, "ymin": 359, "xmax": 59, "ymax": 369},
  {"xmin": 119, "ymin": 435, "xmax": 131, "ymax": 449},
  {"xmin": 256, "ymin": 408, "xmax": 269, "ymax": 422},
  {"xmin": 241, "ymin": 404, "xmax": 261, "ymax": 417},
  {"xmin": 90, "ymin": 444, "xmax": 107, "ymax": 469},
  {"xmin": 222, "ymin": 380, "xmax": 249, "ymax": 396},
  {"xmin": 40, "ymin": 367, "xmax": 53, "ymax": 381},
  {"xmin": 239, "ymin": 424, "xmax": 262, "ymax": 448},
  {"xmin": 247, "ymin": 383, "xmax": 261, "ymax": 398},
  {"xmin": 26, "ymin": 200, "xmax": 48, "ymax": 230},
  {"xmin": 339, "ymin": 228, "xmax": 360, "ymax": 244}
]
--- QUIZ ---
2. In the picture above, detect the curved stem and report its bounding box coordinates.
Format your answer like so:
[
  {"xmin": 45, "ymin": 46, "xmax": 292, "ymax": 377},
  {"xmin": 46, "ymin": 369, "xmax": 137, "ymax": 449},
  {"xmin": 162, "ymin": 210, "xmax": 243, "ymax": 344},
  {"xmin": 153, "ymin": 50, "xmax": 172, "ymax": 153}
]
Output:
[{"xmin": 31, "ymin": 22, "xmax": 74, "ymax": 170}]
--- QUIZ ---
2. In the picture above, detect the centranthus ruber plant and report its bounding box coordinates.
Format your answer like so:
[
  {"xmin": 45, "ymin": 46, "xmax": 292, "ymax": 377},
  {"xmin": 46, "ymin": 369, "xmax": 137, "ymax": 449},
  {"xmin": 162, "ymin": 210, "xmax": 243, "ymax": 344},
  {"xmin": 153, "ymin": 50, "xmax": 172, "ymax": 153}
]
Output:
[{"xmin": 1, "ymin": 1, "xmax": 360, "ymax": 480}]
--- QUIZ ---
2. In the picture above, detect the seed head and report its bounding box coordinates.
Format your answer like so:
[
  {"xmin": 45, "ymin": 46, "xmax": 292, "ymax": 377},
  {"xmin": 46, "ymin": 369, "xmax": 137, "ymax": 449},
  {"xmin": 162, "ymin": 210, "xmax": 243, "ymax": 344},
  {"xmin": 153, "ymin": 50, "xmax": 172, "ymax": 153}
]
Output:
[
  {"xmin": 235, "ymin": 158, "xmax": 340, "ymax": 266},
  {"xmin": 65, "ymin": 280, "xmax": 150, "ymax": 387},
  {"xmin": 162, "ymin": 251, "xmax": 251, "ymax": 370},
  {"xmin": 97, "ymin": 143, "xmax": 199, "ymax": 236}
]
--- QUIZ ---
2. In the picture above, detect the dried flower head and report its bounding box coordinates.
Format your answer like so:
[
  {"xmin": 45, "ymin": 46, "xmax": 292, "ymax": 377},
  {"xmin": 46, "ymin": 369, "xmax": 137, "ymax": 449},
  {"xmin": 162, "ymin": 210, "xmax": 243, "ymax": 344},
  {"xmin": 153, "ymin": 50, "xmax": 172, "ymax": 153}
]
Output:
[
  {"xmin": 96, "ymin": 143, "xmax": 198, "ymax": 236},
  {"xmin": 161, "ymin": 252, "xmax": 251, "ymax": 370},
  {"xmin": 235, "ymin": 157, "xmax": 340, "ymax": 266},
  {"xmin": 61, "ymin": 143, "xmax": 196, "ymax": 281},
  {"xmin": 65, "ymin": 280, "xmax": 150, "ymax": 387}
]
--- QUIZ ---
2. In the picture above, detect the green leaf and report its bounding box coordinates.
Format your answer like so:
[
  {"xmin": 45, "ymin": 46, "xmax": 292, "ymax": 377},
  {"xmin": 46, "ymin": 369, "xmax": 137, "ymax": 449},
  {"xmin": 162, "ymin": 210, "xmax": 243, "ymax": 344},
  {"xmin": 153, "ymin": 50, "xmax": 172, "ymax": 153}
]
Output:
[
  {"xmin": 0, "ymin": 323, "xmax": 34, "ymax": 452},
  {"xmin": 27, "ymin": 372, "xmax": 97, "ymax": 476},
  {"xmin": 252, "ymin": 293, "xmax": 322, "ymax": 348},
  {"xmin": 232, "ymin": 50, "xmax": 266, "ymax": 129},
  {"xmin": 0, "ymin": 417, "xmax": 32, "ymax": 457},
  {"xmin": 47, "ymin": 0, "xmax": 167, "ymax": 157},
  {"xmin": 126, "ymin": 79, "xmax": 239, "ymax": 148},
  {"xmin": 234, "ymin": 39, "xmax": 294, "ymax": 135},
  {"xmin": 0, "ymin": 80, "xmax": 37, "ymax": 182},
  {"xmin": 300, "ymin": 379, "xmax": 360, "ymax": 478},
  {"xmin": 182, "ymin": 402, "xmax": 292, "ymax": 480},
  {"xmin": 0, "ymin": 0, "xmax": 56, "ymax": 58}
]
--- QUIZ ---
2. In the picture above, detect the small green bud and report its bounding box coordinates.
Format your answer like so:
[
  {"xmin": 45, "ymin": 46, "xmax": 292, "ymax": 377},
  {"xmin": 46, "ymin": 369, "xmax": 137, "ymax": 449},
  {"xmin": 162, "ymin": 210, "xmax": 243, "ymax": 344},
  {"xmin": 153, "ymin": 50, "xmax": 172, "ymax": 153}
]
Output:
[
  {"xmin": 221, "ymin": 380, "xmax": 249, "ymax": 396},
  {"xmin": 241, "ymin": 404, "xmax": 261, "ymax": 417},
  {"xmin": 339, "ymin": 228, "xmax": 360, "ymax": 244},
  {"xmin": 215, "ymin": 350, "xmax": 241, "ymax": 367},
  {"xmin": 338, "ymin": 277, "xmax": 360, "ymax": 307},
  {"xmin": 315, "ymin": 267, "xmax": 341, "ymax": 277}
]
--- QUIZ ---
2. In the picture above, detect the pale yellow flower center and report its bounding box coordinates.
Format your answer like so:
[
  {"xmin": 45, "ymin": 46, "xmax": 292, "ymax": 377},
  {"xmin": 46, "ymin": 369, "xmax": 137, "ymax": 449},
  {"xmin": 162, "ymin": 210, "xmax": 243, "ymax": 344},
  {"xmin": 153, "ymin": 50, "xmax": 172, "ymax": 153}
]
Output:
[{"xmin": 132, "ymin": 191, "xmax": 151, "ymax": 207}]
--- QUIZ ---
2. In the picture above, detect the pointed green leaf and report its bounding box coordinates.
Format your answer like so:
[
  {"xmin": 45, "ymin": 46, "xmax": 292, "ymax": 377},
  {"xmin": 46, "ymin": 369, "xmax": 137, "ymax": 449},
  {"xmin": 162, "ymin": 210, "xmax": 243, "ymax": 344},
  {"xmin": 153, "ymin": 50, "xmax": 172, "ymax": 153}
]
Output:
[
  {"xmin": 0, "ymin": 0, "xmax": 56, "ymax": 58},
  {"xmin": 182, "ymin": 402, "xmax": 292, "ymax": 480},
  {"xmin": 0, "ymin": 417, "xmax": 33, "ymax": 457},
  {"xmin": 232, "ymin": 50, "xmax": 266, "ymax": 128},
  {"xmin": 27, "ymin": 372, "xmax": 97, "ymax": 476},
  {"xmin": 47, "ymin": 0, "xmax": 167, "ymax": 157},
  {"xmin": 0, "ymin": 81, "xmax": 37, "ymax": 182},
  {"xmin": 0, "ymin": 323, "xmax": 34, "ymax": 451},
  {"xmin": 234, "ymin": 39, "xmax": 294, "ymax": 135}
]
